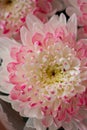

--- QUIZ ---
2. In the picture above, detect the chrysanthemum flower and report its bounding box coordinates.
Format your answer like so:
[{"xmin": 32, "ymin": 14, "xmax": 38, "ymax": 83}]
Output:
[
  {"xmin": 0, "ymin": 0, "xmax": 64, "ymax": 38},
  {"xmin": 0, "ymin": 0, "xmax": 34, "ymax": 36},
  {"xmin": 66, "ymin": 0, "xmax": 87, "ymax": 26},
  {"xmin": 0, "ymin": 14, "xmax": 87, "ymax": 130}
]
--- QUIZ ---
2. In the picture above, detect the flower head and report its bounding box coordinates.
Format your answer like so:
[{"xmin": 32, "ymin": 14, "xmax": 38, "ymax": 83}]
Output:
[
  {"xmin": 0, "ymin": 0, "xmax": 64, "ymax": 38},
  {"xmin": 0, "ymin": 0, "xmax": 34, "ymax": 36},
  {"xmin": 0, "ymin": 14, "xmax": 87, "ymax": 130}
]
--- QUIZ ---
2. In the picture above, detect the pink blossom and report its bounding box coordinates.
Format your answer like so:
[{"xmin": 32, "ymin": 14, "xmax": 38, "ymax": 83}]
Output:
[
  {"xmin": 66, "ymin": 0, "xmax": 87, "ymax": 26},
  {"xmin": 0, "ymin": 0, "xmax": 64, "ymax": 38},
  {"xmin": 66, "ymin": 0, "xmax": 87, "ymax": 39},
  {"xmin": 0, "ymin": 0, "xmax": 34, "ymax": 37},
  {"xmin": 0, "ymin": 14, "xmax": 87, "ymax": 130}
]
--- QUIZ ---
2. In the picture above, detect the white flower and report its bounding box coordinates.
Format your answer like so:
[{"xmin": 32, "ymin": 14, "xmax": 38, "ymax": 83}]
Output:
[{"xmin": 0, "ymin": 14, "xmax": 87, "ymax": 130}]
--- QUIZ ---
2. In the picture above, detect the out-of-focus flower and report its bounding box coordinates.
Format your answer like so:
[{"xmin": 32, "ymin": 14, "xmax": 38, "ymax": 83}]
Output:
[
  {"xmin": 66, "ymin": 0, "xmax": 87, "ymax": 26},
  {"xmin": 66, "ymin": 0, "xmax": 87, "ymax": 39},
  {"xmin": 0, "ymin": 0, "xmax": 64, "ymax": 38},
  {"xmin": 61, "ymin": 0, "xmax": 70, "ymax": 8},
  {"xmin": 0, "ymin": 0, "xmax": 34, "ymax": 37},
  {"xmin": 0, "ymin": 14, "xmax": 87, "ymax": 130},
  {"xmin": 33, "ymin": 0, "xmax": 64, "ymax": 23}
]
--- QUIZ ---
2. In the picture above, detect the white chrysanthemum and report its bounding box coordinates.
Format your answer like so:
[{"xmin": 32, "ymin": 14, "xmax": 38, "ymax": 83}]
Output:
[{"xmin": 0, "ymin": 14, "xmax": 87, "ymax": 130}]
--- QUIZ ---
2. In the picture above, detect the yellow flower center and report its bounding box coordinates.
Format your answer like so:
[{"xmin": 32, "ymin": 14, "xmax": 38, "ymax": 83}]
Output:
[{"xmin": 40, "ymin": 64, "xmax": 65, "ymax": 85}]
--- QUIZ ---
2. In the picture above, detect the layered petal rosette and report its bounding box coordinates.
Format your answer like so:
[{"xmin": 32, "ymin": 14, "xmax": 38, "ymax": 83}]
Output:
[
  {"xmin": 66, "ymin": 0, "xmax": 87, "ymax": 39},
  {"xmin": 0, "ymin": 14, "xmax": 87, "ymax": 130},
  {"xmin": 0, "ymin": 0, "xmax": 64, "ymax": 38}
]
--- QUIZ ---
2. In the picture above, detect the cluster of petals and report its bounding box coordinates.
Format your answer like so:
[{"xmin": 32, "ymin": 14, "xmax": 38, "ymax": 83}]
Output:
[
  {"xmin": 66, "ymin": 0, "xmax": 87, "ymax": 39},
  {"xmin": 66, "ymin": 0, "xmax": 87, "ymax": 26},
  {"xmin": 0, "ymin": 13, "xmax": 87, "ymax": 130},
  {"xmin": 0, "ymin": 0, "xmax": 33, "ymax": 37},
  {"xmin": 32, "ymin": 0, "xmax": 64, "ymax": 23},
  {"xmin": 0, "ymin": 0, "xmax": 64, "ymax": 38}
]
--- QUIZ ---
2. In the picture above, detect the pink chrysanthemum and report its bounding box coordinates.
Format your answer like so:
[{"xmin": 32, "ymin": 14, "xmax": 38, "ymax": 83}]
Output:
[
  {"xmin": 66, "ymin": 0, "xmax": 87, "ymax": 39},
  {"xmin": 0, "ymin": 0, "xmax": 34, "ymax": 36},
  {"xmin": 0, "ymin": 14, "xmax": 87, "ymax": 130},
  {"xmin": 0, "ymin": 0, "xmax": 64, "ymax": 38},
  {"xmin": 33, "ymin": 0, "xmax": 64, "ymax": 23},
  {"xmin": 66, "ymin": 0, "xmax": 87, "ymax": 26}
]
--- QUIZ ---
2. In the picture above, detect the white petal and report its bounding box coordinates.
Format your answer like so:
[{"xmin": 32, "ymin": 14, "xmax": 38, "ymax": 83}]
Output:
[
  {"xmin": 33, "ymin": 118, "xmax": 46, "ymax": 130},
  {"xmin": 42, "ymin": 116, "xmax": 53, "ymax": 127},
  {"xmin": 24, "ymin": 126, "xmax": 35, "ymax": 130},
  {"xmin": 0, "ymin": 37, "xmax": 20, "ymax": 47},
  {"xmin": 45, "ymin": 15, "xmax": 59, "ymax": 32},
  {"xmin": 24, "ymin": 107, "xmax": 43, "ymax": 119},
  {"xmin": 24, "ymin": 118, "xmax": 34, "ymax": 129},
  {"xmin": 67, "ymin": 14, "xmax": 77, "ymax": 38},
  {"xmin": 0, "ymin": 37, "xmax": 20, "ymax": 94},
  {"xmin": 59, "ymin": 13, "xmax": 66, "ymax": 25},
  {"xmin": 24, "ymin": 118, "xmax": 46, "ymax": 130},
  {"xmin": 0, "ymin": 40, "xmax": 13, "ymax": 93},
  {"xmin": 20, "ymin": 26, "xmax": 32, "ymax": 46},
  {"xmin": 0, "ymin": 82, "xmax": 13, "ymax": 94},
  {"xmin": 26, "ymin": 14, "xmax": 43, "ymax": 34},
  {"xmin": 11, "ymin": 100, "xmax": 22, "ymax": 112}
]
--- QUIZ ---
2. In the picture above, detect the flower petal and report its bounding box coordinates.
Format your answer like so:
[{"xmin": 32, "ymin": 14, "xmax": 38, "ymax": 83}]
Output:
[
  {"xmin": 26, "ymin": 14, "xmax": 43, "ymax": 34},
  {"xmin": 0, "ymin": 38, "xmax": 20, "ymax": 93},
  {"xmin": 67, "ymin": 14, "xmax": 77, "ymax": 38},
  {"xmin": 25, "ymin": 118, "xmax": 46, "ymax": 130}
]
